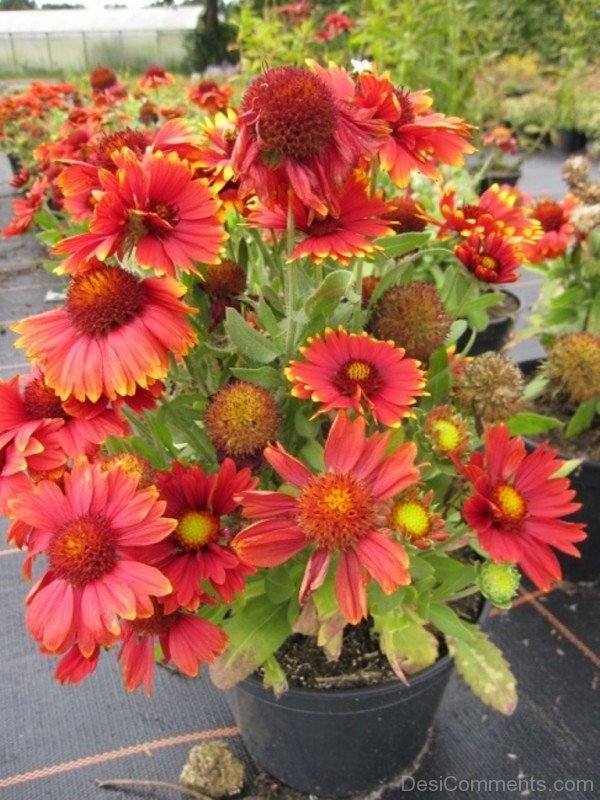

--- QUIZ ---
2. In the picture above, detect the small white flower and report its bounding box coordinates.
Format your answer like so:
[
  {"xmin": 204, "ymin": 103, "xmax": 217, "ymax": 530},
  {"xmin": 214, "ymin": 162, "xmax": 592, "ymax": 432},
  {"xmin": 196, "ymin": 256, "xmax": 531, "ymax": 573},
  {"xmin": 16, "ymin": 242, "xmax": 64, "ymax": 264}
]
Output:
[{"xmin": 350, "ymin": 59, "xmax": 373, "ymax": 75}]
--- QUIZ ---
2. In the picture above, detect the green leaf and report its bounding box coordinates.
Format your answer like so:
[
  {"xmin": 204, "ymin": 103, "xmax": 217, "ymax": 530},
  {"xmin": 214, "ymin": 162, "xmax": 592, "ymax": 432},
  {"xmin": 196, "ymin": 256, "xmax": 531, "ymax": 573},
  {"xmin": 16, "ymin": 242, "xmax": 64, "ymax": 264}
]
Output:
[
  {"xmin": 426, "ymin": 346, "xmax": 450, "ymax": 405},
  {"xmin": 460, "ymin": 292, "xmax": 505, "ymax": 315},
  {"xmin": 507, "ymin": 412, "xmax": 562, "ymax": 436},
  {"xmin": 265, "ymin": 565, "xmax": 296, "ymax": 604},
  {"xmin": 378, "ymin": 232, "xmax": 431, "ymax": 258},
  {"xmin": 587, "ymin": 292, "xmax": 600, "ymax": 336},
  {"xmin": 261, "ymin": 656, "xmax": 288, "ymax": 699},
  {"xmin": 224, "ymin": 307, "xmax": 280, "ymax": 364},
  {"xmin": 449, "ymin": 627, "xmax": 518, "ymax": 715},
  {"xmin": 305, "ymin": 269, "xmax": 354, "ymax": 315},
  {"xmin": 445, "ymin": 319, "xmax": 468, "ymax": 344},
  {"xmin": 429, "ymin": 602, "xmax": 475, "ymax": 642},
  {"xmin": 237, "ymin": 236, "xmax": 249, "ymax": 273},
  {"xmin": 209, "ymin": 596, "xmax": 290, "ymax": 689},
  {"xmin": 230, "ymin": 366, "xmax": 282, "ymax": 390},
  {"xmin": 523, "ymin": 371, "xmax": 550, "ymax": 401},
  {"xmin": 566, "ymin": 400, "xmax": 596, "ymax": 437},
  {"xmin": 374, "ymin": 611, "xmax": 439, "ymax": 679}
]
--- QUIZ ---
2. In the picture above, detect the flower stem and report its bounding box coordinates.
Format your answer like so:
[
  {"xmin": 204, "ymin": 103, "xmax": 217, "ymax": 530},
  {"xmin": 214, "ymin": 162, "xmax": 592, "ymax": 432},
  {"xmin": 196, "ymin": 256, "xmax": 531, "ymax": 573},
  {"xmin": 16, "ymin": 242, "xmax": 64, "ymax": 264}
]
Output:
[
  {"xmin": 353, "ymin": 258, "xmax": 364, "ymax": 332},
  {"xmin": 96, "ymin": 778, "xmax": 213, "ymax": 799},
  {"xmin": 285, "ymin": 199, "xmax": 298, "ymax": 356}
]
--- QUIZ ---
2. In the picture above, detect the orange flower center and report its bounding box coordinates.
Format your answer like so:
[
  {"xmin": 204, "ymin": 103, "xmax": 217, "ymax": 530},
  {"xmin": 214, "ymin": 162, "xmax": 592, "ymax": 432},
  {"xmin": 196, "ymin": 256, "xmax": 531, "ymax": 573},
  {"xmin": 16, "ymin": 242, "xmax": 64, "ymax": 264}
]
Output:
[
  {"xmin": 391, "ymin": 499, "xmax": 431, "ymax": 540},
  {"xmin": 23, "ymin": 377, "xmax": 67, "ymax": 420},
  {"xmin": 246, "ymin": 67, "xmax": 338, "ymax": 161},
  {"xmin": 48, "ymin": 514, "xmax": 117, "ymax": 586},
  {"xmin": 101, "ymin": 452, "xmax": 155, "ymax": 488},
  {"xmin": 176, "ymin": 510, "xmax": 220, "ymax": 550},
  {"xmin": 533, "ymin": 201, "xmax": 566, "ymax": 232},
  {"xmin": 334, "ymin": 359, "xmax": 383, "ymax": 397},
  {"xmin": 205, "ymin": 382, "xmax": 280, "ymax": 458},
  {"xmin": 493, "ymin": 483, "xmax": 526, "ymax": 522},
  {"xmin": 479, "ymin": 254, "xmax": 499, "ymax": 275},
  {"xmin": 130, "ymin": 602, "xmax": 175, "ymax": 636},
  {"xmin": 66, "ymin": 265, "xmax": 147, "ymax": 336},
  {"xmin": 297, "ymin": 471, "xmax": 375, "ymax": 549}
]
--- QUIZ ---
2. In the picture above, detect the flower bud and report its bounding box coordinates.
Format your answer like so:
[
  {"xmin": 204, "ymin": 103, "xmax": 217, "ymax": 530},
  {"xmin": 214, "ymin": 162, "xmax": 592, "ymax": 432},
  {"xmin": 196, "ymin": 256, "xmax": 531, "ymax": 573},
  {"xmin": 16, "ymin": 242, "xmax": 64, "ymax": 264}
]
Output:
[
  {"xmin": 478, "ymin": 561, "xmax": 520, "ymax": 609},
  {"xmin": 454, "ymin": 352, "xmax": 524, "ymax": 423}
]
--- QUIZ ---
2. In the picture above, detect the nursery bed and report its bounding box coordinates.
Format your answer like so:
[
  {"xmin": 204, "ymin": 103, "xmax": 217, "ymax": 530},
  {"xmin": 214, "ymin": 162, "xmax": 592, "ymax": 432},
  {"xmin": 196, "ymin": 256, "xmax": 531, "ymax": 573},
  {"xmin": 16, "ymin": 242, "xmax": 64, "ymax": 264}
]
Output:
[{"xmin": 0, "ymin": 150, "xmax": 598, "ymax": 800}]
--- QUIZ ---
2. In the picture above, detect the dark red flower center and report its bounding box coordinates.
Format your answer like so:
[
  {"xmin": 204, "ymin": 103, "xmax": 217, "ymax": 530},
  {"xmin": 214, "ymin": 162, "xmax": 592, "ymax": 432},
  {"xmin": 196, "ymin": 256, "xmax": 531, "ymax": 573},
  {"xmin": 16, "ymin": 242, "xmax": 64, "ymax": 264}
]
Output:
[
  {"xmin": 94, "ymin": 129, "xmax": 152, "ymax": 169},
  {"xmin": 48, "ymin": 514, "xmax": 117, "ymax": 586},
  {"xmin": 23, "ymin": 377, "xmax": 67, "ymax": 420},
  {"xmin": 176, "ymin": 510, "xmax": 220, "ymax": 550},
  {"xmin": 66, "ymin": 265, "xmax": 147, "ymax": 336},
  {"xmin": 388, "ymin": 198, "xmax": 427, "ymax": 232},
  {"xmin": 146, "ymin": 65, "xmax": 167, "ymax": 79},
  {"xmin": 130, "ymin": 602, "xmax": 176, "ymax": 636},
  {"xmin": 334, "ymin": 359, "xmax": 383, "ymax": 397},
  {"xmin": 0, "ymin": 444, "xmax": 6, "ymax": 474},
  {"xmin": 90, "ymin": 67, "xmax": 117, "ymax": 91},
  {"xmin": 460, "ymin": 204, "xmax": 483, "ymax": 221},
  {"xmin": 148, "ymin": 200, "xmax": 181, "ymax": 228},
  {"xmin": 533, "ymin": 201, "xmax": 566, "ymax": 232},
  {"xmin": 297, "ymin": 471, "xmax": 375, "ymax": 548},
  {"xmin": 306, "ymin": 216, "xmax": 340, "ymax": 236},
  {"xmin": 393, "ymin": 90, "xmax": 416, "ymax": 128},
  {"xmin": 245, "ymin": 67, "xmax": 338, "ymax": 161}
]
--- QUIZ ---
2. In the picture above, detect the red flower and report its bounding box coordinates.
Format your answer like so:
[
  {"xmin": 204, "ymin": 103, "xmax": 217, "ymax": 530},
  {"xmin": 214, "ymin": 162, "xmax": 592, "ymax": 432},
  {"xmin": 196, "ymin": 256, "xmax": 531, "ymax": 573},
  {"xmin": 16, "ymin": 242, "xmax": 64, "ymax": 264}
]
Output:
[
  {"xmin": 3, "ymin": 177, "xmax": 48, "ymax": 238},
  {"xmin": 454, "ymin": 231, "xmax": 521, "ymax": 283},
  {"xmin": 55, "ymin": 147, "xmax": 226, "ymax": 277},
  {"xmin": 316, "ymin": 13, "xmax": 355, "ymax": 41},
  {"xmin": 247, "ymin": 175, "xmax": 395, "ymax": 265},
  {"xmin": 354, "ymin": 72, "xmax": 475, "ymax": 187},
  {"xmin": 232, "ymin": 63, "xmax": 387, "ymax": 216},
  {"xmin": 154, "ymin": 459, "xmax": 258, "ymax": 611},
  {"xmin": 462, "ymin": 424, "xmax": 586, "ymax": 589},
  {"xmin": 118, "ymin": 604, "xmax": 227, "ymax": 695},
  {"xmin": 188, "ymin": 81, "xmax": 234, "ymax": 115},
  {"xmin": 8, "ymin": 459, "xmax": 174, "ymax": 657},
  {"xmin": 139, "ymin": 65, "xmax": 175, "ymax": 90},
  {"xmin": 13, "ymin": 264, "xmax": 197, "ymax": 403},
  {"xmin": 286, "ymin": 327, "xmax": 426, "ymax": 426},
  {"xmin": 233, "ymin": 411, "xmax": 420, "ymax": 624},
  {"xmin": 521, "ymin": 195, "xmax": 578, "ymax": 263}
]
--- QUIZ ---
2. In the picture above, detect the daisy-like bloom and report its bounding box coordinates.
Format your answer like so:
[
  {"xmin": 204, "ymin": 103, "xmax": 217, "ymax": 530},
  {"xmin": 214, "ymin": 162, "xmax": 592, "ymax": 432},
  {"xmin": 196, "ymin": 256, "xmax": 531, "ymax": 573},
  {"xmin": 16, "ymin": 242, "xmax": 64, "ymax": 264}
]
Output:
[
  {"xmin": 390, "ymin": 488, "xmax": 449, "ymax": 550},
  {"xmin": 8, "ymin": 458, "xmax": 175, "ymax": 656},
  {"xmin": 354, "ymin": 72, "xmax": 475, "ymax": 188},
  {"xmin": 384, "ymin": 196, "xmax": 428, "ymax": 233},
  {"xmin": 139, "ymin": 101, "xmax": 159, "ymax": 126},
  {"xmin": 234, "ymin": 411, "xmax": 420, "ymax": 623},
  {"xmin": 482, "ymin": 125, "xmax": 518, "ymax": 155},
  {"xmin": 188, "ymin": 81, "xmax": 234, "ymax": 115},
  {"xmin": 13, "ymin": 263, "xmax": 197, "ymax": 403},
  {"xmin": 0, "ymin": 370, "xmax": 127, "ymax": 459},
  {"xmin": 155, "ymin": 460, "xmax": 257, "ymax": 610},
  {"xmin": 89, "ymin": 67, "xmax": 127, "ymax": 104},
  {"xmin": 204, "ymin": 382, "xmax": 281, "ymax": 466},
  {"xmin": 232, "ymin": 63, "xmax": 387, "ymax": 217},
  {"xmin": 461, "ymin": 424, "xmax": 587, "ymax": 590},
  {"xmin": 454, "ymin": 231, "xmax": 522, "ymax": 283},
  {"xmin": 521, "ymin": 195, "xmax": 578, "ymax": 263},
  {"xmin": 247, "ymin": 175, "xmax": 396, "ymax": 265},
  {"xmin": 118, "ymin": 604, "xmax": 227, "ymax": 695},
  {"xmin": 286, "ymin": 327, "xmax": 426, "ymax": 427},
  {"xmin": 139, "ymin": 65, "xmax": 175, "ymax": 90},
  {"xmin": 54, "ymin": 147, "xmax": 226, "ymax": 277},
  {"xmin": 202, "ymin": 258, "xmax": 247, "ymax": 329},
  {"xmin": 316, "ymin": 12, "xmax": 356, "ymax": 41},
  {"xmin": 3, "ymin": 177, "xmax": 48, "ymax": 238},
  {"xmin": 436, "ymin": 184, "xmax": 539, "ymax": 243},
  {"xmin": 424, "ymin": 405, "xmax": 470, "ymax": 458}
]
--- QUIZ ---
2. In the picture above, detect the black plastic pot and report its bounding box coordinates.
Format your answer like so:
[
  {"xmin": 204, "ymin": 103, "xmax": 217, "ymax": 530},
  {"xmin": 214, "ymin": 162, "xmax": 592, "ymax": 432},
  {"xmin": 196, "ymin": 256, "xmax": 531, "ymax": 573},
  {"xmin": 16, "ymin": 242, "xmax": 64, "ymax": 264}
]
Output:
[
  {"xmin": 6, "ymin": 152, "xmax": 22, "ymax": 175},
  {"xmin": 519, "ymin": 358, "xmax": 599, "ymax": 582},
  {"xmin": 477, "ymin": 169, "xmax": 521, "ymax": 193},
  {"xmin": 458, "ymin": 290, "xmax": 521, "ymax": 356},
  {"xmin": 556, "ymin": 128, "xmax": 587, "ymax": 155},
  {"xmin": 227, "ymin": 656, "xmax": 453, "ymax": 796}
]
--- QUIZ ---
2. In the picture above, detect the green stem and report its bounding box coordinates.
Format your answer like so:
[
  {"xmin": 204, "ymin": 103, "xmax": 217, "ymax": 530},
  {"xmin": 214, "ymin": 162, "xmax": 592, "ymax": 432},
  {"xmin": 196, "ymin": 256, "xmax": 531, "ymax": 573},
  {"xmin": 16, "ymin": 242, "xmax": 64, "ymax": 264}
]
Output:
[
  {"xmin": 353, "ymin": 259, "xmax": 364, "ymax": 332},
  {"xmin": 285, "ymin": 200, "xmax": 298, "ymax": 356},
  {"xmin": 448, "ymin": 585, "xmax": 481, "ymax": 602}
]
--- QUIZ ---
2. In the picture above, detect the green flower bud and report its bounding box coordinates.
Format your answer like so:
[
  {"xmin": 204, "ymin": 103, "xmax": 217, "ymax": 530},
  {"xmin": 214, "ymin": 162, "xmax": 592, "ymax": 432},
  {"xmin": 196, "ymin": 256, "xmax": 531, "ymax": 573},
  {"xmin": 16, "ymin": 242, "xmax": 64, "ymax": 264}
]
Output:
[{"xmin": 478, "ymin": 561, "xmax": 520, "ymax": 609}]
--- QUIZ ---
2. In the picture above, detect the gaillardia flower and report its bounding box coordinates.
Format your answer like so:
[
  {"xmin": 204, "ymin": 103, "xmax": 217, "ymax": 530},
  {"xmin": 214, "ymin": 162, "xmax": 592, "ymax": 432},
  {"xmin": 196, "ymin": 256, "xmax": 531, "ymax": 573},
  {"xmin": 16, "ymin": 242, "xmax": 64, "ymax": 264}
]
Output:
[
  {"xmin": 247, "ymin": 175, "xmax": 395, "ymax": 265},
  {"xmin": 461, "ymin": 424, "xmax": 586, "ymax": 590},
  {"xmin": 204, "ymin": 382, "xmax": 280, "ymax": 465},
  {"xmin": 232, "ymin": 63, "xmax": 387, "ymax": 216},
  {"xmin": 154, "ymin": 459, "xmax": 257, "ymax": 610},
  {"xmin": 8, "ymin": 459, "xmax": 175, "ymax": 657},
  {"xmin": 455, "ymin": 231, "xmax": 521, "ymax": 283},
  {"xmin": 521, "ymin": 195, "xmax": 578, "ymax": 263},
  {"xmin": 286, "ymin": 327, "xmax": 426, "ymax": 427},
  {"xmin": 13, "ymin": 264, "xmax": 197, "ymax": 403},
  {"xmin": 118, "ymin": 604, "xmax": 227, "ymax": 695},
  {"xmin": 546, "ymin": 332, "xmax": 600, "ymax": 404},
  {"xmin": 54, "ymin": 147, "xmax": 226, "ymax": 277},
  {"xmin": 234, "ymin": 411, "xmax": 420, "ymax": 623},
  {"xmin": 139, "ymin": 65, "xmax": 175, "ymax": 90},
  {"xmin": 390, "ymin": 488, "xmax": 449, "ymax": 549}
]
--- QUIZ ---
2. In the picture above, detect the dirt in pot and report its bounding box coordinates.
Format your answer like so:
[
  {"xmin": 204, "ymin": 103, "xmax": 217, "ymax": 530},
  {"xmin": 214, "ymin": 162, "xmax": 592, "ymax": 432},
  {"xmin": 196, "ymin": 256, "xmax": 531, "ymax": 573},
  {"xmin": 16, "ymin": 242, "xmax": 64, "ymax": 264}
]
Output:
[
  {"xmin": 269, "ymin": 595, "xmax": 482, "ymax": 691},
  {"xmin": 526, "ymin": 394, "xmax": 600, "ymax": 462},
  {"xmin": 488, "ymin": 291, "xmax": 519, "ymax": 321}
]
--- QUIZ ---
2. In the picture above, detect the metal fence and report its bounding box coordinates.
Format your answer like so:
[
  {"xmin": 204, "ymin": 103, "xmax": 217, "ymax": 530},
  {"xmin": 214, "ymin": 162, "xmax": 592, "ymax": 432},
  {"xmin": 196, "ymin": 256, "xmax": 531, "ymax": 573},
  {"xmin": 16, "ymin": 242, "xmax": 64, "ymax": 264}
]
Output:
[{"xmin": 0, "ymin": 29, "xmax": 190, "ymax": 75}]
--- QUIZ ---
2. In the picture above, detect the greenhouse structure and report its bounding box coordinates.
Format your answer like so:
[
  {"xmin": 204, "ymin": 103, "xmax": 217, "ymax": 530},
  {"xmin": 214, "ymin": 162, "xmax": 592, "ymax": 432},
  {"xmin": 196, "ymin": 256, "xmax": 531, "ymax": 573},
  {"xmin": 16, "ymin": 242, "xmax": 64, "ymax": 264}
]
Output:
[{"xmin": 0, "ymin": 6, "xmax": 203, "ymax": 75}]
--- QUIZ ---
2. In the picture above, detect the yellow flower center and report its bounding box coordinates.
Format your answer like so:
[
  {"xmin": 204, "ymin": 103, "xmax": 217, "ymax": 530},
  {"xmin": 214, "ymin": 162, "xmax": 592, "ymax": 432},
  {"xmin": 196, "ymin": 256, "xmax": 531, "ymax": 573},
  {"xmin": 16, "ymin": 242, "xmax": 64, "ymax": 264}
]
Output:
[
  {"xmin": 334, "ymin": 358, "xmax": 383, "ymax": 397},
  {"xmin": 297, "ymin": 471, "xmax": 375, "ymax": 549},
  {"xmin": 346, "ymin": 361, "xmax": 372, "ymax": 382},
  {"xmin": 430, "ymin": 418, "xmax": 461, "ymax": 452},
  {"xmin": 391, "ymin": 500, "xmax": 431, "ymax": 540},
  {"xmin": 480, "ymin": 255, "xmax": 499, "ymax": 273},
  {"xmin": 176, "ymin": 510, "xmax": 220, "ymax": 550},
  {"xmin": 494, "ymin": 484, "xmax": 526, "ymax": 522}
]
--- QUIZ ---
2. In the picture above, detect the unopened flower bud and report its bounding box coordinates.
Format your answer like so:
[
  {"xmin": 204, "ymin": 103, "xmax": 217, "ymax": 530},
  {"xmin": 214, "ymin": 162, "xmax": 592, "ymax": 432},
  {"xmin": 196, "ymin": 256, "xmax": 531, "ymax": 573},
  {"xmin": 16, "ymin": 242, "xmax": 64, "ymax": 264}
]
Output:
[{"xmin": 478, "ymin": 561, "xmax": 520, "ymax": 609}]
